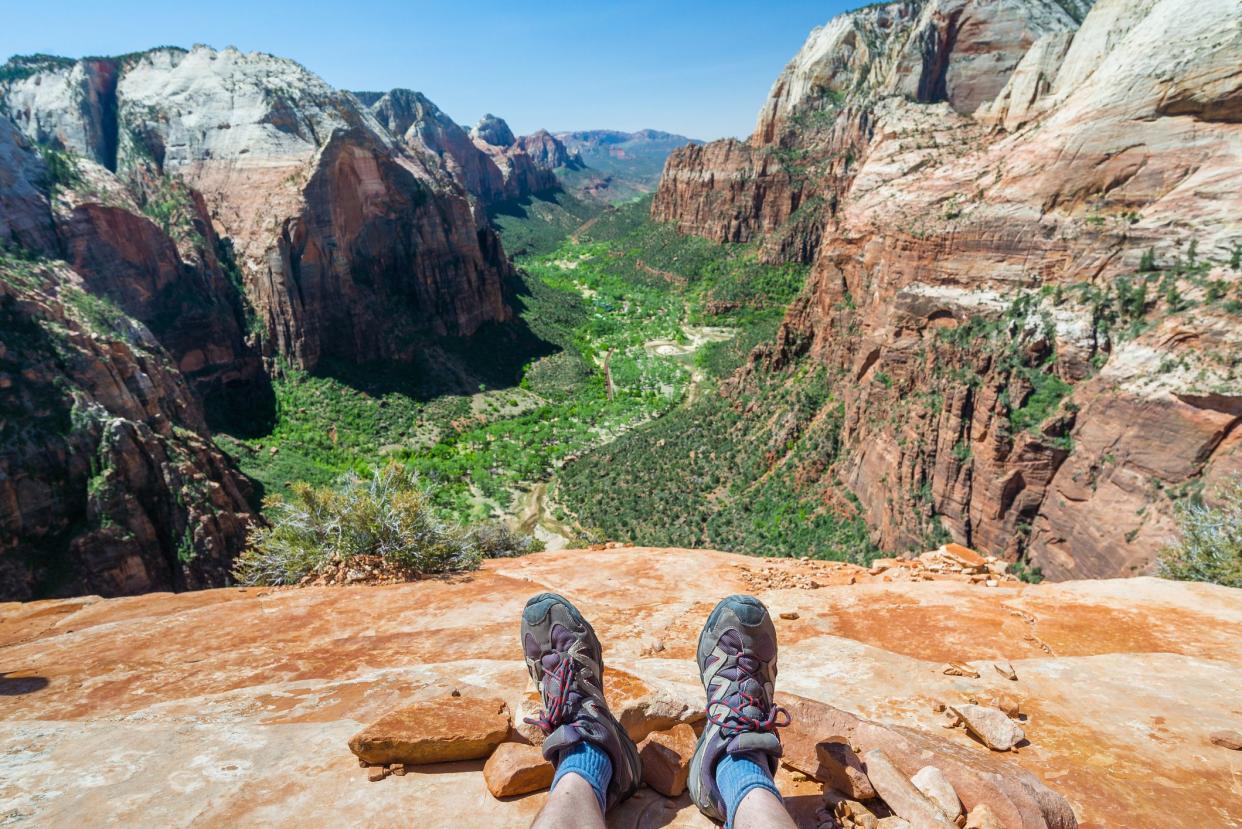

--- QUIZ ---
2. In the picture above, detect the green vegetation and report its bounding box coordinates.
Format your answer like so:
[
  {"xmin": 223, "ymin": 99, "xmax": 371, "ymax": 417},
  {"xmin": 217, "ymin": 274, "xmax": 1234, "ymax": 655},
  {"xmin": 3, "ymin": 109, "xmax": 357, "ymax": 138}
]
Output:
[
  {"xmin": 38, "ymin": 145, "xmax": 82, "ymax": 196},
  {"xmin": 1158, "ymin": 477, "xmax": 1242, "ymax": 588},
  {"xmin": 225, "ymin": 193, "xmax": 839, "ymax": 561},
  {"xmin": 233, "ymin": 464, "xmax": 542, "ymax": 586},
  {"xmin": 61, "ymin": 287, "xmax": 138, "ymax": 344},
  {"xmin": 558, "ymin": 362, "xmax": 880, "ymax": 563}
]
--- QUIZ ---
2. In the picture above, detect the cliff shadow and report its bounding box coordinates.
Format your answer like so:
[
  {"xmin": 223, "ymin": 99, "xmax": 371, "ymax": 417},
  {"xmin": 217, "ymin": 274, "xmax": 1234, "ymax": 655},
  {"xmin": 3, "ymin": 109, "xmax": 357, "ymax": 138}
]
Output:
[{"xmin": 315, "ymin": 311, "xmax": 556, "ymax": 401}]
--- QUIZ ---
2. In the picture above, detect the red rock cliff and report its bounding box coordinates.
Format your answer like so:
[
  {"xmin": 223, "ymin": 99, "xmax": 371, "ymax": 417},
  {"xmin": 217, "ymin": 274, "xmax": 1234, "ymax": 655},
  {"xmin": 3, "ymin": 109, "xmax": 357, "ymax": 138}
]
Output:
[{"xmin": 661, "ymin": 0, "xmax": 1242, "ymax": 578}]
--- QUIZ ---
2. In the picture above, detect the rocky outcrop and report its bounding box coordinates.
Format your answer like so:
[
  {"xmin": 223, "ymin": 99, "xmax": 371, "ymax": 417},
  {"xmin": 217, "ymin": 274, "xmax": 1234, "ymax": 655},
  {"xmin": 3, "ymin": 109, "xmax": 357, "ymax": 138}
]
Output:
[
  {"xmin": 468, "ymin": 114, "xmax": 563, "ymax": 202},
  {"xmin": 658, "ymin": 0, "xmax": 1242, "ymax": 578},
  {"xmin": 3, "ymin": 547, "xmax": 1240, "ymax": 825},
  {"xmin": 2, "ymin": 47, "xmax": 516, "ymax": 373},
  {"xmin": 0, "ymin": 258, "xmax": 258, "ymax": 600},
  {"xmin": 515, "ymin": 129, "xmax": 575, "ymax": 172},
  {"xmin": 653, "ymin": 0, "xmax": 1088, "ymax": 263},
  {"xmin": 364, "ymin": 89, "xmax": 508, "ymax": 208}
]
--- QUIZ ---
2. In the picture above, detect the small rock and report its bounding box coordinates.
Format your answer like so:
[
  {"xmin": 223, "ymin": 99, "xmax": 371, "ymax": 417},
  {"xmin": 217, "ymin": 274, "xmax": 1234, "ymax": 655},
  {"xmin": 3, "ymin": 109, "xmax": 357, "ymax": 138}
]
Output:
[
  {"xmin": 367, "ymin": 765, "xmax": 389, "ymax": 782},
  {"xmin": 638, "ymin": 723, "xmax": 697, "ymax": 796},
  {"xmin": 943, "ymin": 663, "xmax": 981, "ymax": 678},
  {"xmin": 1209, "ymin": 730, "xmax": 1242, "ymax": 750},
  {"xmin": 985, "ymin": 579, "xmax": 998, "ymax": 588},
  {"xmin": 964, "ymin": 804, "xmax": 1003, "ymax": 829},
  {"xmin": 997, "ymin": 696, "xmax": 1021, "ymax": 719},
  {"xmin": 949, "ymin": 704, "xmax": 1025, "ymax": 751},
  {"xmin": 816, "ymin": 740, "xmax": 877, "ymax": 800},
  {"xmin": 780, "ymin": 611, "xmax": 800, "ymax": 620},
  {"xmin": 358, "ymin": 758, "xmax": 369, "ymax": 768},
  {"xmin": 347, "ymin": 696, "xmax": 511, "ymax": 765},
  {"xmin": 993, "ymin": 662, "xmax": 1018, "ymax": 682},
  {"xmin": 823, "ymin": 790, "xmax": 879, "ymax": 829},
  {"xmin": 877, "ymin": 819, "xmax": 912, "ymax": 829},
  {"xmin": 269, "ymin": 446, "xmax": 279, "ymax": 456},
  {"xmin": 861, "ymin": 749, "xmax": 955, "ymax": 828},
  {"xmin": 390, "ymin": 764, "xmax": 406, "ymax": 776},
  {"xmin": 911, "ymin": 766, "xmax": 962, "ymax": 820},
  {"xmin": 483, "ymin": 741, "xmax": 554, "ymax": 798}
]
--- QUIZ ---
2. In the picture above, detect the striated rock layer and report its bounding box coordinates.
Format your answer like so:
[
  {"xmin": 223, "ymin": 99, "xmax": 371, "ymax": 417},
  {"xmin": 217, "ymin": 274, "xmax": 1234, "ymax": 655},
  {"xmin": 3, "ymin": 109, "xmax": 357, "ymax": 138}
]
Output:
[
  {"xmin": 655, "ymin": 0, "xmax": 1242, "ymax": 578},
  {"xmin": 2, "ymin": 47, "xmax": 516, "ymax": 373},
  {"xmin": 1, "ymin": 547, "xmax": 1239, "ymax": 827}
]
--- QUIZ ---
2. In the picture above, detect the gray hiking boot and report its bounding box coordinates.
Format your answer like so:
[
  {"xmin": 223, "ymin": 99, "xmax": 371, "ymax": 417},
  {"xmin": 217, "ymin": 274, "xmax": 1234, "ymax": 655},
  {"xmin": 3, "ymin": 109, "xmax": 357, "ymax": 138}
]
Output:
[
  {"xmin": 520, "ymin": 592, "xmax": 641, "ymax": 810},
  {"xmin": 688, "ymin": 594, "xmax": 790, "ymax": 822}
]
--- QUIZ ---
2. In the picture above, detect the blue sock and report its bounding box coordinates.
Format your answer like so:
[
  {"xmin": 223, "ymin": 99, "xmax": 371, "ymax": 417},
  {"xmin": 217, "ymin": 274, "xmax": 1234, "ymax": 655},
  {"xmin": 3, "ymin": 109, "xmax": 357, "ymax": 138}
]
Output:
[
  {"xmin": 715, "ymin": 752, "xmax": 781, "ymax": 829},
  {"xmin": 551, "ymin": 741, "xmax": 612, "ymax": 813}
]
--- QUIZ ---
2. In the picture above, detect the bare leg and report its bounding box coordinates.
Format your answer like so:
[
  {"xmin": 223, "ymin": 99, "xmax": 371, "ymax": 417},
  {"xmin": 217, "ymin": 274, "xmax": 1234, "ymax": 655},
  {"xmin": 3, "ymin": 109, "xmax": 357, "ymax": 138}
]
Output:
[
  {"xmin": 732, "ymin": 787, "xmax": 798, "ymax": 829},
  {"xmin": 530, "ymin": 772, "xmax": 606, "ymax": 829}
]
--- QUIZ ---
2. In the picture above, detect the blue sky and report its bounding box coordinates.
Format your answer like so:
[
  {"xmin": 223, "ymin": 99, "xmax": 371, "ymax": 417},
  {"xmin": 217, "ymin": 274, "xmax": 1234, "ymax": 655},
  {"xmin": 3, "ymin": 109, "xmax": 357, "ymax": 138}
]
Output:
[{"xmin": 0, "ymin": 1, "xmax": 859, "ymax": 140}]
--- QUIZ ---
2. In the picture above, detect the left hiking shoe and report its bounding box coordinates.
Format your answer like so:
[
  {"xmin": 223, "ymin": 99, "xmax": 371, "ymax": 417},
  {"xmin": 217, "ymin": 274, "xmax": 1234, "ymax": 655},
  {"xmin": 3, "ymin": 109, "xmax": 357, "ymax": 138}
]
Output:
[
  {"xmin": 520, "ymin": 592, "xmax": 641, "ymax": 810},
  {"xmin": 688, "ymin": 594, "xmax": 790, "ymax": 822}
]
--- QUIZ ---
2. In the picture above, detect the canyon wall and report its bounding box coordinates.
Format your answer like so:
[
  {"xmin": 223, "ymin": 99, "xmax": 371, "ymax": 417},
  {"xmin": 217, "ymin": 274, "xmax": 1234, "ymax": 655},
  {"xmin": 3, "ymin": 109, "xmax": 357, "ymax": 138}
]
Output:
[
  {"xmin": 2, "ymin": 47, "xmax": 516, "ymax": 373},
  {"xmin": 0, "ymin": 48, "xmax": 541, "ymax": 597},
  {"xmin": 660, "ymin": 0, "xmax": 1242, "ymax": 578}
]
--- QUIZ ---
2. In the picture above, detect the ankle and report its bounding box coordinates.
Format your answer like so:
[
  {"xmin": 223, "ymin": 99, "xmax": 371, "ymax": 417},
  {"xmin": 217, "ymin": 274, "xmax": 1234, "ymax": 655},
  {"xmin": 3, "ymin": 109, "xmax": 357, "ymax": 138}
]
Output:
[
  {"xmin": 551, "ymin": 741, "xmax": 612, "ymax": 813},
  {"xmin": 714, "ymin": 752, "xmax": 781, "ymax": 829}
]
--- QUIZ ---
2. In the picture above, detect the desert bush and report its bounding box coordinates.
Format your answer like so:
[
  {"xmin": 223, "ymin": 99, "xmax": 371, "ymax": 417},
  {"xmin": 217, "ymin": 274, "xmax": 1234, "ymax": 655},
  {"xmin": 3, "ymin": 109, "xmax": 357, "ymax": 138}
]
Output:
[
  {"xmin": 1158, "ymin": 478, "xmax": 1242, "ymax": 588},
  {"xmin": 233, "ymin": 464, "xmax": 542, "ymax": 585}
]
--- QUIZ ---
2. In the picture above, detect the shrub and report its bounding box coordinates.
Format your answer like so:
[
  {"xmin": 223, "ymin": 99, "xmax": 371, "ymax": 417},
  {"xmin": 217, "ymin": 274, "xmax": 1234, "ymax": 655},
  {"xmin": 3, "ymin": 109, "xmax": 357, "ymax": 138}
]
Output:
[
  {"xmin": 233, "ymin": 464, "xmax": 542, "ymax": 585},
  {"xmin": 1158, "ymin": 477, "xmax": 1242, "ymax": 588}
]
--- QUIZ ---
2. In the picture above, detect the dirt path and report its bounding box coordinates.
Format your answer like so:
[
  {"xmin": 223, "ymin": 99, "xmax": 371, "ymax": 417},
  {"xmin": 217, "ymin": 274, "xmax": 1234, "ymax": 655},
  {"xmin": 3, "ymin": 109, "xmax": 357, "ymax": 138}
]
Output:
[
  {"xmin": 512, "ymin": 482, "xmax": 578, "ymax": 551},
  {"xmin": 569, "ymin": 214, "xmax": 601, "ymax": 243}
]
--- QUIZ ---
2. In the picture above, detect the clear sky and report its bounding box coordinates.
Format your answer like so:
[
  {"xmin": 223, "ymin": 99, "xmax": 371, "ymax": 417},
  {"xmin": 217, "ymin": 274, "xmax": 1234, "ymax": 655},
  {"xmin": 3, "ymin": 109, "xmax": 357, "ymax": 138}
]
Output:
[{"xmin": 0, "ymin": 1, "xmax": 859, "ymax": 141}]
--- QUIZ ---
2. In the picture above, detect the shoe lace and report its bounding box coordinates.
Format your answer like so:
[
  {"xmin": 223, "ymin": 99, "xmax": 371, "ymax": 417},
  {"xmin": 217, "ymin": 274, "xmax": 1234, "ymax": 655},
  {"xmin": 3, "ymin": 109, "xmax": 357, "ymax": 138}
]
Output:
[
  {"xmin": 706, "ymin": 656, "xmax": 791, "ymax": 738},
  {"xmin": 524, "ymin": 651, "xmax": 576, "ymax": 735}
]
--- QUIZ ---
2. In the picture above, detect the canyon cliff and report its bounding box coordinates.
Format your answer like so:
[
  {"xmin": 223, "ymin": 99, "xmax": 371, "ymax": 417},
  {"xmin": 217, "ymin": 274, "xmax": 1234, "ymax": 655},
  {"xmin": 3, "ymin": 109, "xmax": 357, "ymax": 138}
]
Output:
[
  {"xmin": 0, "ymin": 49, "xmax": 543, "ymax": 598},
  {"xmin": 2, "ymin": 47, "xmax": 516, "ymax": 373},
  {"xmin": 654, "ymin": 0, "xmax": 1242, "ymax": 579}
]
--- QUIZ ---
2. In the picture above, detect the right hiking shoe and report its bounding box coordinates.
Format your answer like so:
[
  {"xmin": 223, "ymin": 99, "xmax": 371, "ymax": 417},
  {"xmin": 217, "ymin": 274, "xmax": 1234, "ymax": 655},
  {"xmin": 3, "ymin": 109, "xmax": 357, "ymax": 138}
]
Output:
[
  {"xmin": 520, "ymin": 592, "xmax": 641, "ymax": 810},
  {"xmin": 688, "ymin": 594, "xmax": 790, "ymax": 822}
]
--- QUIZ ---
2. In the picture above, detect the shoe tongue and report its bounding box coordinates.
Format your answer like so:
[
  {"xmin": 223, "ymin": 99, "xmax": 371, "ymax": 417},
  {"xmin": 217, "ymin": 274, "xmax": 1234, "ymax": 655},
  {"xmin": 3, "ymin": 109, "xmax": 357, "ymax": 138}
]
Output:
[{"xmin": 728, "ymin": 731, "xmax": 782, "ymax": 758}]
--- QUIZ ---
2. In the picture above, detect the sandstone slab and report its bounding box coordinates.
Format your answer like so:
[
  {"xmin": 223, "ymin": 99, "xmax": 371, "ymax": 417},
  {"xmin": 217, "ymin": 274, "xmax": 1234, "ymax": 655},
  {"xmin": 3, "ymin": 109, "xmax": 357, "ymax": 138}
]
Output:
[
  {"xmin": 911, "ymin": 766, "xmax": 963, "ymax": 821},
  {"xmin": 347, "ymin": 697, "xmax": 510, "ymax": 765},
  {"xmin": 862, "ymin": 750, "xmax": 955, "ymax": 829},
  {"xmin": 3, "ymin": 548, "xmax": 1242, "ymax": 827},
  {"xmin": 484, "ymin": 742, "xmax": 554, "ymax": 798}
]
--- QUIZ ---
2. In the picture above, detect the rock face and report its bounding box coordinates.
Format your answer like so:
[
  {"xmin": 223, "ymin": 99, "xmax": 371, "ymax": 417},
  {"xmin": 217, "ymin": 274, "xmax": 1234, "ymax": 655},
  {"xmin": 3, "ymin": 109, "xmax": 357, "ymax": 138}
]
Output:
[
  {"xmin": 2, "ymin": 47, "xmax": 516, "ymax": 373},
  {"xmin": 652, "ymin": 0, "xmax": 1242, "ymax": 578},
  {"xmin": 468, "ymin": 114, "xmax": 565, "ymax": 203},
  {"xmin": 2, "ymin": 547, "xmax": 1240, "ymax": 827},
  {"xmin": 0, "ymin": 259, "xmax": 258, "ymax": 600},
  {"xmin": 364, "ymin": 88, "xmax": 508, "ymax": 209}
]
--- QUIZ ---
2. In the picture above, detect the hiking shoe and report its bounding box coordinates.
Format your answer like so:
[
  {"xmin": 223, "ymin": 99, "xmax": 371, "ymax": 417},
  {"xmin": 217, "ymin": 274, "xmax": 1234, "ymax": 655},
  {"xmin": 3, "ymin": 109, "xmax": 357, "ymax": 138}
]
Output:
[
  {"xmin": 520, "ymin": 592, "xmax": 640, "ymax": 810},
  {"xmin": 688, "ymin": 594, "xmax": 790, "ymax": 821}
]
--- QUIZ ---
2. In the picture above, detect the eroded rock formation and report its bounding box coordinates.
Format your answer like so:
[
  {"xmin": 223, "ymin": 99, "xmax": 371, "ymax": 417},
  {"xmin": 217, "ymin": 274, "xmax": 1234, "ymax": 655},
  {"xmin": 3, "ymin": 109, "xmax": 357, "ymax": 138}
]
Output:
[
  {"xmin": 2, "ymin": 47, "xmax": 516, "ymax": 373},
  {"xmin": 656, "ymin": 0, "xmax": 1242, "ymax": 578},
  {"xmin": 0, "ymin": 258, "xmax": 257, "ymax": 600}
]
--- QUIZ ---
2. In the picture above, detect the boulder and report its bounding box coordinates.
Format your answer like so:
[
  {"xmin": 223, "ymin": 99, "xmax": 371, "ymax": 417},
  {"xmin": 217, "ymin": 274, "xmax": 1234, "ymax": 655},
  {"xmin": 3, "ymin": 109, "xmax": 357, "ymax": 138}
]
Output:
[
  {"xmin": 347, "ymin": 696, "xmax": 511, "ymax": 765},
  {"xmin": 861, "ymin": 750, "xmax": 955, "ymax": 829},
  {"xmin": 911, "ymin": 766, "xmax": 963, "ymax": 821},
  {"xmin": 877, "ymin": 819, "xmax": 913, "ymax": 829},
  {"xmin": 816, "ymin": 740, "xmax": 878, "ymax": 800},
  {"xmin": 949, "ymin": 705, "xmax": 1026, "ymax": 752},
  {"xmin": 638, "ymin": 724, "xmax": 697, "ymax": 796},
  {"xmin": 1209, "ymin": 730, "xmax": 1242, "ymax": 750},
  {"xmin": 606, "ymin": 669, "xmax": 701, "ymax": 743},
  {"xmin": 778, "ymin": 694, "xmax": 1076, "ymax": 829},
  {"xmin": 483, "ymin": 742, "xmax": 554, "ymax": 798}
]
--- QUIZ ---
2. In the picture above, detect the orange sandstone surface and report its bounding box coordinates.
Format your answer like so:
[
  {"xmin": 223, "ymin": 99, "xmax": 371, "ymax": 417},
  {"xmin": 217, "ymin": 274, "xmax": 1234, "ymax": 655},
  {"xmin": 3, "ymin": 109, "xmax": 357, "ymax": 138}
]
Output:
[{"xmin": 1, "ymin": 547, "xmax": 1239, "ymax": 828}]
